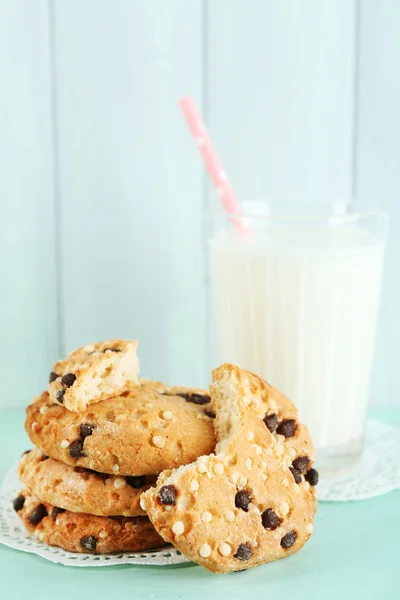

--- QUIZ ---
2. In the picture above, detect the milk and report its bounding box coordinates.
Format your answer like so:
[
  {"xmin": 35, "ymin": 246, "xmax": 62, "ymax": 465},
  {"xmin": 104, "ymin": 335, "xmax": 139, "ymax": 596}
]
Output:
[{"xmin": 210, "ymin": 222, "xmax": 385, "ymax": 472}]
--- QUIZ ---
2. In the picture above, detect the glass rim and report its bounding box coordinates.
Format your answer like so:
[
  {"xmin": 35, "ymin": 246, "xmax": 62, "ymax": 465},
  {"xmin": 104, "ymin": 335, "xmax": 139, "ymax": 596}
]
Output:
[{"xmin": 209, "ymin": 205, "xmax": 389, "ymax": 225}]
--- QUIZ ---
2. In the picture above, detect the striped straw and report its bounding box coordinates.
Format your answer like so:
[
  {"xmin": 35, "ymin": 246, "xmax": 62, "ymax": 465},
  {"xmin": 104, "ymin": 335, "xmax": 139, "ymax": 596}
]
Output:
[{"xmin": 179, "ymin": 97, "xmax": 246, "ymax": 232}]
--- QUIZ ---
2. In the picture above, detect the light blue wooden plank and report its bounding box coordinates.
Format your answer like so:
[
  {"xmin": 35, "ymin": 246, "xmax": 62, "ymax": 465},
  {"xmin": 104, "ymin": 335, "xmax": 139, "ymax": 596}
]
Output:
[
  {"xmin": 0, "ymin": 0, "xmax": 59, "ymax": 407},
  {"xmin": 206, "ymin": 0, "xmax": 357, "ymax": 203},
  {"xmin": 356, "ymin": 0, "xmax": 400, "ymax": 406},
  {"xmin": 54, "ymin": 0, "xmax": 207, "ymax": 387}
]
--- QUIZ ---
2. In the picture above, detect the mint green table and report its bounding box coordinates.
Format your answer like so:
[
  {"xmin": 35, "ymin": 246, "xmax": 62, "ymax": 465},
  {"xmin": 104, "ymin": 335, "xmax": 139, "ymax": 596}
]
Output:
[{"xmin": 0, "ymin": 408, "xmax": 398, "ymax": 599}]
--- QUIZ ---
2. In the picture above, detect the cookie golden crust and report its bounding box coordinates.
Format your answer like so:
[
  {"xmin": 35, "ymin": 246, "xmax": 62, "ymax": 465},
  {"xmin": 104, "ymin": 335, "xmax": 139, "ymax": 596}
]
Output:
[
  {"xmin": 26, "ymin": 380, "xmax": 216, "ymax": 476},
  {"xmin": 48, "ymin": 339, "xmax": 140, "ymax": 412},
  {"xmin": 13, "ymin": 490, "xmax": 166, "ymax": 554},
  {"xmin": 142, "ymin": 364, "xmax": 318, "ymax": 574},
  {"xmin": 19, "ymin": 448, "xmax": 156, "ymax": 517}
]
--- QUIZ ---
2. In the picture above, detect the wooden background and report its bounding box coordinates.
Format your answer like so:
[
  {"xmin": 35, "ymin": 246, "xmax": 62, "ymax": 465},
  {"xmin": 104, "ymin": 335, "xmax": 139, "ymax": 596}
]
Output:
[{"xmin": 1, "ymin": 0, "xmax": 399, "ymax": 407}]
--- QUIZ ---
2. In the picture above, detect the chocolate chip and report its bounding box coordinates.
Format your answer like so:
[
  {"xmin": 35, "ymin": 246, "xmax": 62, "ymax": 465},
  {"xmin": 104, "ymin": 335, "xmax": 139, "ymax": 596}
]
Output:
[
  {"xmin": 263, "ymin": 413, "xmax": 277, "ymax": 433},
  {"xmin": 13, "ymin": 495, "xmax": 25, "ymax": 512},
  {"xmin": 56, "ymin": 389, "xmax": 65, "ymax": 403},
  {"xmin": 292, "ymin": 456, "xmax": 309, "ymax": 473},
  {"xmin": 80, "ymin": 535, "xmax": 98, "ymax": 551},
  {"xmin": 49, "ymin": 371, "xmax": 59, "ymax": 383},
  {"xmin": 21, "ymin": 450, "xmax": 31, "ymax": 456},
  {"xmin": 69, "ymin": 439, "xmax": 86, "ymax": 458},
  {"xmin": 188, "ymin": 394, "xmax": 211, "ymax": 405},
  {"xmin": 305, "ymin": 468, "xmax": 319, "ymax": 486},
  {"xmin": 95, "ymin": 472, "xmax": 109, "ymax": 480},
  {"xmin": 289, "ymin": 467, "xmax": 302, "ymax": 484},
  {"xmin": 157, "ymin": 485, "xmax": 177, "ymax": 505},
  {"xmin": 29, "ymin": 503, "xmax": 47, "ymax": 525},
  {"xmin": 61, "ymin": 373, "xmax": 76, "ymax": 388},
  {"xmin": 261, "ymin": 508, "xmax": 280, "ymax": 530},
  {"xmin": 126, "ymin": 476, "xmax": 146, "ymax": 489},
  {"xmin": 276, "ymin": 419, "xmax": 296, "ymax": 437},
  {"xmin": 79, "ymin": 423, "xmax": 96, "ymax": 439},
  {"xmin": 234, "ymin": 543, "xmax": 252, "ymax": 561},
  {"xmin": 41, "ymin": 454, "xmax": 49, "ymax": 461},
  {"xmin": 103, "ymin": 348, "xmax": 122, "ymax": 353},
  {"xmin": 174, "ymin": 392, "xmax": 190, "ymax": 400},
  {"xmin": 235, "ymin": 491, "xmax": 252, "ymax": 512},
  {"xmin": 204, "ymin": 410, "xmax": 216, "ymax": 418},
  {"xmin": 281, "ymin": 531, "xmax": 297, "ymax": 548},
  {"xmin": 51, "ymin": 507, "xmax": 66, "ymax": 521}
]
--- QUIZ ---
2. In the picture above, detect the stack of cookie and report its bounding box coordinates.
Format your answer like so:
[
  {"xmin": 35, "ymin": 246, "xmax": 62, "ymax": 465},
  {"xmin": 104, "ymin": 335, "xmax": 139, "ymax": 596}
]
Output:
[{"xmin": 13, "ymin": 340, "xmax": 216, "ymax": 554}]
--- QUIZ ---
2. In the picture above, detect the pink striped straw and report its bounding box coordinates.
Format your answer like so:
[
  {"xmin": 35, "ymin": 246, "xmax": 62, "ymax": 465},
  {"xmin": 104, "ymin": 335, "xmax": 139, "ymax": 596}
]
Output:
[{"xmin": 179, "ymin": 97, "xmax": 246, "ymax": 232}]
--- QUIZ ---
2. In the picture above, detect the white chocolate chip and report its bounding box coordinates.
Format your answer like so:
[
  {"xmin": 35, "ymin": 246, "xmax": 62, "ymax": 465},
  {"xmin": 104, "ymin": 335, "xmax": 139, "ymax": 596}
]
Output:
[
  {"xmin": 199, "ymin": 543, "xmax": 211, "ymax": 558},
  {"xmin": 278, "ymin": 501, "xmax": 290, "ymax": 516},
  {"xmin": 275, "ymin": 434, "xmax": 285, "ymax": 443},
  {"xmin": 303, "ymin": 481, "xmax": 310, "ymax": 490},
  {"xmin": 172, "ymin": 521, "xmax": 185, "ymax": 535},
  {"xmin": 112, "ymin": 464, "xmax": 120, "ymax": 472},
  {"xmin": 230, "ymin": 471, "xmax": 239, "ymax": 484},
  {"xmin": 214, "ymin": 463, "xmax": 224, "ymax": 476},
  {"xmin": 197, "ymin": 462, "xmax": 207, "ymax": 474},
  {"xmin": 218, "ymin": 543, "xmax": 231, "ymax": 557},
  {"xmin": 254, "ymin": 445, "xmax": 262, "ymax": 455},
  {"xmin": 201, "ymin": 512, "xmax": 212, "ymax": 523},
  {"xmin": 269, "ymin": 400, "xmax": 278, "ymax": 411},
  {"xmin": 162, "ymin": 410, "xmax": 173, "ymax": 420},
  {"xmin": 152, "ymin": 436, "xmax": 166, "ymax": 449},
  {"xmin": 281, "ymin": 478, "xmax": 289, "ymax": 487},
  {"xmin": 99, "ymin": 530, "xmax": 108, "ymax": 539},
  {"xmin": 144, "ymin": 402, "xmax": 153, "ymax": 409},
  {"xmin": 264, "ymin": 448, "xmax": 273, "ymax": 456},
  {"xmin": 238, "ymin": 476, "xmax": 248, "ymax": 487},
  {"xmin": 39, "ymin": 406, "xmax": 49, "ymax": 415},
  {"xmin": 245, "ymin": 458, "xmax": 253, "ymax": 470},
  {"xmin": 243, "ymin": 396, "xmax": 251, "ymax": 406},
  {"xmin": 225, "ymin": 510, "xmax": 235, "ymax": 522},
  {"xmin": 190, "ymin": 479, "xmax": 199, "ymax": 491},
  {"xmin": 60, "ymin": 439, "xmax": 69, "ymax": 449},
  {"xmin": 306, "ymin": 523, "xmax": 314, "ymax": 534},
  {"xmin": 113, "ymin": 478, "xmax": 126, "ymax": 489},
  {"xmin": 288, "ymin": 447, "xmax": 297, "ymax": 459},
  {"xmin": 31, "ymin": 422, "xmax": 40, "ymax": 432},
  {"xmin": 260, "ymin": 460, "xmax": 267, "ymax": 469},
  {"xmin": 261, "ymin": 474, "xmax": 268, "ymax": 481},
  {"xmin": 165, "ymin": 505, "xmax": 173, "ymax": 512},
  {"xmin": 275, "ymin": 444, "xmax": 284, "ymax": 456},
  {"xmin": 140, "ymin": 498, "xmax": 146, "ymax": 510},
  {"xmin": 246, "ymin": 432, "xmax": 254, "ymax": 442},
  {"xmin": 177, "ymin": 495, "xmax": 190, "ymax": 510}
]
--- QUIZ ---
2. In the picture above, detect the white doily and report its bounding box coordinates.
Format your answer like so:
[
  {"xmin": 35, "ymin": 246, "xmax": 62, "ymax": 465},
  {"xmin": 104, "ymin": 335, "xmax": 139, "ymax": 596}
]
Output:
[
  {"xmin": 318, "ymin": 419, "xmax": 400, "ymax": 501},
  {"xmin": 0, "ymin": 463, "xmax": 189, "ymax": 567}
]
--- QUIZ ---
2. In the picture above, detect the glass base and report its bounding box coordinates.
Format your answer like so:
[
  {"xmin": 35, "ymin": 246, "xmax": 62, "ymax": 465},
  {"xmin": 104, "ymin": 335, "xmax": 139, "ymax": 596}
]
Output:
[{"xmin": 315, "ymin": 436, "xmax": 364, "ymax": 479}]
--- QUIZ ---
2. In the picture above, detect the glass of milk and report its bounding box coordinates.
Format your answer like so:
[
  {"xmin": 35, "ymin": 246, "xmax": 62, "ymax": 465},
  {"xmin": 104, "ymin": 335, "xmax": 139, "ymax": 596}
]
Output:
[{"xmin": 209, "ymin": 201, "xmax": 388, "ymax": 476}]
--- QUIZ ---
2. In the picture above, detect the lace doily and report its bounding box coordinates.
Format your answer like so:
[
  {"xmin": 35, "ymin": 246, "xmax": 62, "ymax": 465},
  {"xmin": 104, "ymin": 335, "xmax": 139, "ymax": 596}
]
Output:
[
  {"xmin": 0, "ymin": 463, "xmax": 189, "ymax": 567},
  {"xmin": 318, "ymin": 419, "xmax": 400, "ymax": 501}
]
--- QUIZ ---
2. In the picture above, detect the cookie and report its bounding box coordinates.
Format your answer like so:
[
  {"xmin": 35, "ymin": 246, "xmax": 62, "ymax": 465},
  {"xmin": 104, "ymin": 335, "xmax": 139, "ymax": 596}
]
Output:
[
  {"xmin": 13, "ymin": 490, "xmax": 165, "ymax": 554},
  {"xmin": 142, "ymin": 364, "xmax": 318, "ymax": 574},
  {"xmin": 26, "ymin": 380, "xmax": 216, "ymax": 476},
  {"xmin": 48, "ymin": 339, "xmax": 139, "ymax": 412},
  {"xmin": 19, "ymin": 447, "xmax": 156, "ymax": 517}
]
